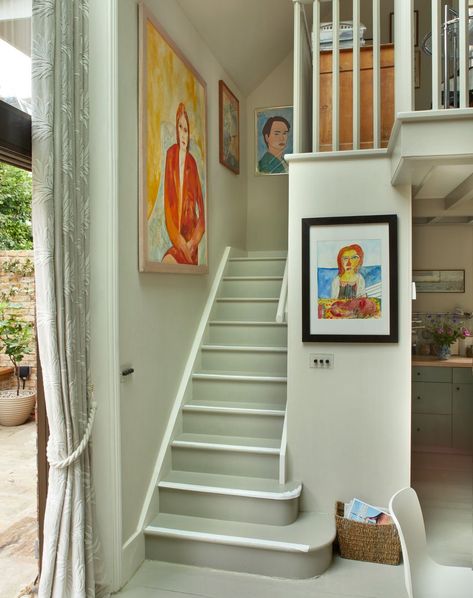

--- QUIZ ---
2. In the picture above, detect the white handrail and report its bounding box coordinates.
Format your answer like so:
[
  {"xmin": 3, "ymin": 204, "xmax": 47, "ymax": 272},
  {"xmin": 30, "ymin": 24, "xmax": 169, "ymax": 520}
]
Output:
[
  {"xmin": 394, "ymin": 0, "xmax": 414, "ymax": 113},
  {"xmin": 312, "ymin": 0, "xmax": 320, "ymax": 151},
  {"xmin": 458, "ymin": 1, "xmax": 469, "ymax": 108},
  {"xmin": 276, "ymin": 259, "xmax": 288, "ymax": 324},
  {"xmin": 331, "ymin": 0, "xmax": 340, "ymax": 151},
  {"xmin": 279, "ymin": 414, "xmax": 288, "ymax": 484}
]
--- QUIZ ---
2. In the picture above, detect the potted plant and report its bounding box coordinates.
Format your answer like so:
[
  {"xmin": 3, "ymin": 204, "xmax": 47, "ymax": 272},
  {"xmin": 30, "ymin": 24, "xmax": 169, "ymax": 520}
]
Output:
[
  {"xmin": 0, "ymin": 302, "xmax": 35, "ymax": 426},
  {"xmin": 424, "ymin": 314, "xmax": 472, "ymax": 360}
]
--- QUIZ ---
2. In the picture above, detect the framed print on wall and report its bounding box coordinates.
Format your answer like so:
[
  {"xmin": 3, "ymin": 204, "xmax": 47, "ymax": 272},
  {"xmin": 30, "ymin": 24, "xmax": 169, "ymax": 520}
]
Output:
[
  {"xmin": 302, "ymin": 215, "xmax": 398, "ymax": 343},
  {"xmin": 139, "ymin": 4, "xmax": 208, "ymax": 274},
  {"xmin": 218, "ymin": 80, "xmax": 239, "ymax": 174},
  {"xmin": 255, "ymin": 105, "xmax": 293, "ymax": 176}
]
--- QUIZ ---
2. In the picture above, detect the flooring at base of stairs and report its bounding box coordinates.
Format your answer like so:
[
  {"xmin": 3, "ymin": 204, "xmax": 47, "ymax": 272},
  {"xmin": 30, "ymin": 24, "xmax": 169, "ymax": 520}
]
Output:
[
  {"xmin": 145, "ymin": 512, "xmax": 335, "ymax": 578},
  {"xmin": 114, "ymin": 556, "xmax": 407, "ymax": 598}
]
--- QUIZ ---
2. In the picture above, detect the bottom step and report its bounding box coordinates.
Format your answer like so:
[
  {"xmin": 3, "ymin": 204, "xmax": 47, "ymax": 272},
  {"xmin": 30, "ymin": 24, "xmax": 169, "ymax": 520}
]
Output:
[{"xmin": 145, "ymin": 512, "xmax": 335, "ymax": 579}]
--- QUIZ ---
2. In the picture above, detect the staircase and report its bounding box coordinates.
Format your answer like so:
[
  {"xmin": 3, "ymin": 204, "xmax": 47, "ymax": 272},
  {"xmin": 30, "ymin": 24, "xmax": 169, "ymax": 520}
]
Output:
[{"xmin": 144, "ymin": 251, "xmax": 335, "ymax": 579}]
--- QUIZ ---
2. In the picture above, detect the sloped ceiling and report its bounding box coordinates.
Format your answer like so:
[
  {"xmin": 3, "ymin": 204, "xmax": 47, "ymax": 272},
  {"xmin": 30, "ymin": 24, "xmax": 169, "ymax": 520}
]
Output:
[{"xmin": 176, "ymin": 0, "xmax": 297, "ymax": 95}]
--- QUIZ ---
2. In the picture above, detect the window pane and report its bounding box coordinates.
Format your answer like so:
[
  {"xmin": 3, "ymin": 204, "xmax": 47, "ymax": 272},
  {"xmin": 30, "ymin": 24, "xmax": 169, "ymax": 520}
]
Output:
[{"xmin": 0, "ymin": 0, "xmax": 31, "ymax": 115}]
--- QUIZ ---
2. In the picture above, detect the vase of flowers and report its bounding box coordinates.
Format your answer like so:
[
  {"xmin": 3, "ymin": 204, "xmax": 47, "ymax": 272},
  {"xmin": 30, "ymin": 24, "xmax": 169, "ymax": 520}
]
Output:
[{"xmin": 424, "ymin": 314, "xmax": 472, "ymax": 360}]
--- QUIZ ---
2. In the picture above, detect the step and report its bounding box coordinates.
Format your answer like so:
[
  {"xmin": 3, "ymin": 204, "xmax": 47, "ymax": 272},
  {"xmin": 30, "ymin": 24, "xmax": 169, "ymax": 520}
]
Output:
[
  {"xmin": 145, "ymin": 511, "xmax": 335, "ymax": 579},
  {"xmin": 191, "ymin": 373, "xmax": 287, "ymax": 405},
  {"xmin": 171, "ymin": 433, "xmax": 280, "ymax": 479},
  {"xmin": 182, "ymin": 403, "xmax": 285, "ymax": 439},
  {"xmin": 211, "ymin": 298, "xmax": 278, "ymax": 322},
  {"xmin": 226, "ymin": 257, "xmax": 286, "ymax": 277},
  {"xmin": 219, "ymin": 277, "xmax": 283, "ymax": 298},
  {"xmin": 201, "ymin": 345, "xmax": 287, "ymax": 375},
  {"xmin": 207, "ymin": 320, "xmax": 287, "ymax": 347},
  {"xmin": 158, "ymin": 471, "xmax": 301, "ymax": 525}
]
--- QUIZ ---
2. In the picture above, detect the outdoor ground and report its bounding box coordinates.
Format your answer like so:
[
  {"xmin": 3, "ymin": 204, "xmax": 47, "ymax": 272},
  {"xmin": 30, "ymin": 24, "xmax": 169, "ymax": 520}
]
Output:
[{"xmin": 0, "ymin": 420, "xmax": 38, "ymax": 598}]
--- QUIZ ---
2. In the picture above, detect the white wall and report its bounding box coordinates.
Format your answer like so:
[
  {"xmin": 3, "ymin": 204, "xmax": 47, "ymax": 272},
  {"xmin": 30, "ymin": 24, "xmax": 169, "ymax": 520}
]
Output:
[
  {"xmin": 91, "ymin": 0, "xmax": 247, "ymax": 588},
  {"xmin": 246, "ymin": 53, "xmax": 293, "ymax": 251},
  {"xmin": 413, "ymin": 225, "xmax": 473, "ymax": 313},
  {"xmin": 286, "ymin": 153, "xmax": 412, "ymax": 512}
]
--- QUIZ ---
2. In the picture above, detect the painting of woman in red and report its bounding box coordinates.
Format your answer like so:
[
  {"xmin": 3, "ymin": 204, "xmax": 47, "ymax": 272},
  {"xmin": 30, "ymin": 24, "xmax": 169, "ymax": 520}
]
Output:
[{"xmin": 162, "ymin": 103, "xmax": 205, "ymax": 265}]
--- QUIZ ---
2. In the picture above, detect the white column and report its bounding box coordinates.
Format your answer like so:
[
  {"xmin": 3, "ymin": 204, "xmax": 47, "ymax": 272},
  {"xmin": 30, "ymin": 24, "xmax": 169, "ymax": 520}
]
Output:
[
  {"xmin": 293, "ymin": 0, "xmax": 302, "ymax": 153},
  {"xmin": 313, "ymin": 0, "xmax": 321, "ymax": 151},
  {"xmin": 352, "ymin": 0, "xmax": 360, "ymax": 150},
  {"xmin": 458, "ymin": 0, "xmax": 469, "ymax": 108},
  {"xmin": 372, "ymin": 0, "xmax": 381, "ymax": 148},
  {"xmin": 431, "ymin": 0, "xmax": 441, "ymax": 110},
  {"xmin": 332, "ymin": 0, "xmax": 340, "ymax": 150},
  {"xmin": 394, "ymin": 0, "xmax": 414, "ymax": 113}
]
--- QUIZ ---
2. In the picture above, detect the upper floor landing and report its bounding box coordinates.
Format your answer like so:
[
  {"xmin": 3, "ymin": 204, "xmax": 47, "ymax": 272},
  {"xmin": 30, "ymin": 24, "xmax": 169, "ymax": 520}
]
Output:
[{"xmin": 291, "ymin": 0, "xmax": 473, "ymax": 216}]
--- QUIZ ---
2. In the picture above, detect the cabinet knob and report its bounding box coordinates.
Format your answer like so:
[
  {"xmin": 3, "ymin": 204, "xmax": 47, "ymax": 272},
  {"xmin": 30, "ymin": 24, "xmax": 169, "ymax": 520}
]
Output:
[
  {"xmin": 417, "ymin": 396, "xmax": 421, "ymax": 400},
  {"xmin": 456, "ymin": 387, "xmax": 460, "ymax": 391},
  {"xmin": 417, "ymin": 372, "xmax": 420, "ymax": 376},
  {"xmin": 417, "ymin": 427, "xmax": 421, "ymax": 432}
]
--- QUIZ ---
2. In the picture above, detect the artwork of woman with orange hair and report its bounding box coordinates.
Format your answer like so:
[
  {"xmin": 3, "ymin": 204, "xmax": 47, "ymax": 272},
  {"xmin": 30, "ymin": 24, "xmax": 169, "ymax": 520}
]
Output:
[
  {"xmin": 162, "ymin": 102, "xmax": 205, "ymax": 265},
  {"xmin": 331, "ymin": 244, "xmax": 366, "ymax": 299}
]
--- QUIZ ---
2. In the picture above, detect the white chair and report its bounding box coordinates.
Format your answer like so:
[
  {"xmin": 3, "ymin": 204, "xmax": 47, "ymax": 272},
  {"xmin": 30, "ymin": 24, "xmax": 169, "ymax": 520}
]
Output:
[{"xmin": 389, "ymin": 487, "xmax": 472, "ymax": 598}]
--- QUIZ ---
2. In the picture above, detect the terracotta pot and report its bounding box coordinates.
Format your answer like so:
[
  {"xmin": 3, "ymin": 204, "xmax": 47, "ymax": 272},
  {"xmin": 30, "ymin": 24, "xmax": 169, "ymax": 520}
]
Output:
[{"xmin": 0, "ymin": 390, "xmax": 36, "ymax": 426}]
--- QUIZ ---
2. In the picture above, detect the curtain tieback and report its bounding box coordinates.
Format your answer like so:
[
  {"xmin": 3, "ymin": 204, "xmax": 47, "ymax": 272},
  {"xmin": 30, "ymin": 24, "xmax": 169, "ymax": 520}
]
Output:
[{"xmin": 47, "ymin": 400, "xmax": 98, "ymax": 469}]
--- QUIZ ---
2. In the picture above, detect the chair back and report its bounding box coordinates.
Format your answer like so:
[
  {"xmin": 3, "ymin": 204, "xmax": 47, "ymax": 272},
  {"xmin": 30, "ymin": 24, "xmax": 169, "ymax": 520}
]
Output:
[{"xmin": 389, "ymin": 487, "xmax": 430, "ymax": 598}]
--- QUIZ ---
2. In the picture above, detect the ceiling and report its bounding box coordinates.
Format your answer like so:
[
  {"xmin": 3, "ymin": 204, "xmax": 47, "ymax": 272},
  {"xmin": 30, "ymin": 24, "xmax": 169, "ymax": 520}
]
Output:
[
  {"xmin": 176, "ymin": 0, "xmax": 297, "ymax": 95},
  {"xmin": 412, "ymin": 164, "xmax": 473, "ymax": 226}
]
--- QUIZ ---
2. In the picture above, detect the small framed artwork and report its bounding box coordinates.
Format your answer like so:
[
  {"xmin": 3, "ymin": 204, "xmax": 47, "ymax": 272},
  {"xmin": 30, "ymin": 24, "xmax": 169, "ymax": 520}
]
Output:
[
  {"xmin": 389, "ymin": 10, "xmax": 419, "ymax": 46},
  {"xmin": 139, "ymin": 4, "xmax": 208, "ymax": 274},
  {"xmin": 413, "ymin": 270, "xmax": 465, "ymax": 293},
  {"xmin": 255, "ymin": 105, "xmax": 293, "ymax": 176},
  {"xmin": 219, "ymin": 80, "xmax": 239, "ymax": 174},
  {"xmin": 302, "ymin": 215, "xmax": 398, "ymax": 343}
]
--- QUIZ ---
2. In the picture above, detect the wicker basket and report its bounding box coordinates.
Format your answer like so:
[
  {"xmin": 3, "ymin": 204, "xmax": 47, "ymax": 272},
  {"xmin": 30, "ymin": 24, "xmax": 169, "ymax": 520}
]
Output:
[{"xmin": 335, "ymin": 501, "xmax": 401, "ymax": 565}]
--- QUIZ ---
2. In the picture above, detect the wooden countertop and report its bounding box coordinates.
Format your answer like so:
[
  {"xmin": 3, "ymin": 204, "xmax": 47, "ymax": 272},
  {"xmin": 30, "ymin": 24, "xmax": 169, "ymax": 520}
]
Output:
[{"xmin": 412, "ymin": 356, "xmax": 473, "ymax": 368}]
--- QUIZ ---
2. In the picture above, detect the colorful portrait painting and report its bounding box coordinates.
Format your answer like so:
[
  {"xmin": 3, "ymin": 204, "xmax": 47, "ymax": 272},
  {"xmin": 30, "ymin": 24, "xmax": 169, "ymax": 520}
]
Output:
[
  {"xmin": 255, "ymin": 106, "xmax": 293, "ymax": 176},
  {"xmin": 139, "ymin": 6, "xmax": 208, "ymax": 273},
  {"xmin": 302, "ymin": 216, "xmax": 398, "ymax": 343},
  {"xmin": 316, "ymin": 240, "xmax": 382, "ymax": 320},
  {"xmin": 219, "ymin": 80, "xmax": 239, "ymax": 174}
]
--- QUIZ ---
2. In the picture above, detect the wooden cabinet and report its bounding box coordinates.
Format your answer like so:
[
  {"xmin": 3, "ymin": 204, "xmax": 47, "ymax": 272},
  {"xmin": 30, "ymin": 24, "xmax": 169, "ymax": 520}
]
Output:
[
  {"xmin": 319, "ymin": 44, "xmax": 395, "ymax": 151},
  {"xmin": 412, "ymin": 366, "xmax": 473, "ymax": 453}
]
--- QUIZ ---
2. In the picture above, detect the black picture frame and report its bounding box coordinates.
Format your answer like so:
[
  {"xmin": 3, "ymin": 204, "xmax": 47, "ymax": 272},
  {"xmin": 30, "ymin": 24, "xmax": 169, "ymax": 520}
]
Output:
[{"xmin": 302, "ymin": 215, "xmax": 398, "ymax": 343}]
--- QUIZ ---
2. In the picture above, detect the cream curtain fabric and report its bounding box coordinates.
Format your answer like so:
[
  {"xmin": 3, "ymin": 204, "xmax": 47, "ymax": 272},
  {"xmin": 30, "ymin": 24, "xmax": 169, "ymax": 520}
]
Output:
[{"xmin": 32, "ymin": 1, "xmax": 109, "ymax": 596}]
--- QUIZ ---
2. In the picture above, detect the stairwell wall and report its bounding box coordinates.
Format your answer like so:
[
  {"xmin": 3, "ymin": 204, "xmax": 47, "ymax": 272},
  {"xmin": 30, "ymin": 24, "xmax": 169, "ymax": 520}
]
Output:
[
  {"xmin": 286, "ymin": 153, "xmax": 412, "ymax": 512},
  {"xmin": 117, "ymin": 0, "xmax": 247, "ymax": 568},
  {"xmin": 246, "ymin": 52, "xmax": 293, "ymax": 252}
]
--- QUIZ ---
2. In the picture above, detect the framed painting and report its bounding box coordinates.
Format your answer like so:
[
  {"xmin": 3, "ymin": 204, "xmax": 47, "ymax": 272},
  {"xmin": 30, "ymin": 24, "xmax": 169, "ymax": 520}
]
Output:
[
  {"xmin": 413, "ymin": 270, "xmax": 465, "ymax": 293},
  {"xmin": 219, "ymin": 80, "xmax": 239, "ymax": 174},
  {"xmin": 255, "ymin": 105, "xmax": 293, "ymax": 176},
  {"xmin": 302, "ymin": 215, "xmax": 398, "ymax": 343},
  {"xmin": 139, "ymin": 5, "xmax": 208, "ymax": 273}
]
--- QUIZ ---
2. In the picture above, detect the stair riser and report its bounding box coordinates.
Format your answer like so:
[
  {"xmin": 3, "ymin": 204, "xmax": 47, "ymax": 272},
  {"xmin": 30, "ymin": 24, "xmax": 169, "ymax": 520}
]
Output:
[
  {"xmin": 226, "ymin": 260, "xmax": 286, "ymax": 277},
  {"xmin": 145, "ymin": 535, "xmax": 333, "ymax": 579},
  {"xmin": 211, "ymin": 301, "xmax": 277, "ymax": 321},
  {"xmin": 172, "ymin": 446, "xmax": 279, "ymax": 479},
  {"xmin": 201, "ymin": 350, "xmax": 287, "ymax": 374},
  {"xmin": 219, "ymin": 279, "xmax": 282, "ymax": 298},
  {"xmin": 192, "ymin": 378, "xmax": 287, "ymax": 405},
  {"xmin": 182, "ymin": 411, "xmax": 284, "ymax": 439},
  {"xmin": 207, "ymin": 324, "xmax": 287, "ymax": 347},
  {"xmin": 159, "ymin": 488, "xmax": 298, "ymax": 525}
]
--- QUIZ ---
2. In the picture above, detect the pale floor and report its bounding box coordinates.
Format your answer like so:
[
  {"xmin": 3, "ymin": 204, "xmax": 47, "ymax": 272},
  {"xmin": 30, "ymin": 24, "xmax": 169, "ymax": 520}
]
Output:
[
  {"xmin": 0, "ymin": 421, "xmax": 38, "ymax": 598},
  {"xmin": 116, "ymin": 452, "xmax": 472, "ymax": 598},
  {"xmin": 1, "ymin": 424, "xmax": 471, "ymax": 598}
]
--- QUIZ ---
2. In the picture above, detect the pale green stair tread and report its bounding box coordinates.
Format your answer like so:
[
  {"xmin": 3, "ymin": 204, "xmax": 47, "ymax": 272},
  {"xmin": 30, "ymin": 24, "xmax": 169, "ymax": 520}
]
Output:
[
  {"xmin": 159, "ymin": 470, "xmax": 301, "ymax": 497},
  {"xmin": 209, "ymin": 320, "xmax": 287, "ymax": 326},
  {"xmin": 193, "ymin": 370, "xmax": 287, "ymax": 379},
  {"xmin": 173, "ymin": 433, "xmax": 281, "ymax": 450},
  {"xmin": 145, "ymin": 511, "xmax": 335, "ymax": 552},
  {"xmin": 184, "ymin": 400, "xmax": 286, "ymax": 414}
]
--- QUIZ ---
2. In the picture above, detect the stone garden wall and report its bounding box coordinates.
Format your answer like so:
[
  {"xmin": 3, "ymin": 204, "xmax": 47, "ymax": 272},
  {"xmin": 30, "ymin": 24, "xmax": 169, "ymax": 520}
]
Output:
[{"xmin": 0, "ymin": 251, "xmax": 36, "ymax": 391}]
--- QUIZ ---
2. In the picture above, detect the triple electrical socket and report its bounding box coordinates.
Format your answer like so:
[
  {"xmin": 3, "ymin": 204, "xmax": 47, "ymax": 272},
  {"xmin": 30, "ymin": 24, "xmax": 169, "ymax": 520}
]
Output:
[{"xmin": 309, "ymin": 353, "xmax": 334, "ymax": 369}]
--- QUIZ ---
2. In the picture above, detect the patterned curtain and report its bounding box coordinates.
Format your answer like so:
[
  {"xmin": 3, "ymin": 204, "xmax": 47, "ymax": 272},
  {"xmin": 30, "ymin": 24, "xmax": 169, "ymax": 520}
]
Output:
[{"xmin": 31, "ymin": 1, "xmax": 109, "ymax": 596}]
